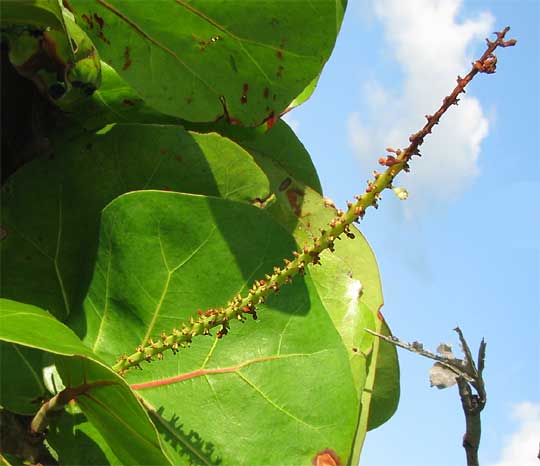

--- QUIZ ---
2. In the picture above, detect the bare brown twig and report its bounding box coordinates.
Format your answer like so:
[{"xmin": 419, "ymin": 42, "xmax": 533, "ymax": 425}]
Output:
[{"xmin": 367, "ymin": 327, "xmax": 487, "ymax": 466}]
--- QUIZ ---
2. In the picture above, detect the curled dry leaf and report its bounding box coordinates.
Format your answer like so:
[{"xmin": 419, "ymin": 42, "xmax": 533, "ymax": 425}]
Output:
[
  {"xmin": 430, "ymin": 362, "xmax": 459, "ymax": 389},
  {"xmin": 436, "ymin": 343, "xmax": 455, "ymax": 359}
]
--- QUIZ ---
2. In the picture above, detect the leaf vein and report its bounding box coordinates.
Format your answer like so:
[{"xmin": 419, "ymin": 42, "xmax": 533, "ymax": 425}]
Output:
[{"xmin": 235, "ymin": 371, "xmax": 319, "ymax": 431}]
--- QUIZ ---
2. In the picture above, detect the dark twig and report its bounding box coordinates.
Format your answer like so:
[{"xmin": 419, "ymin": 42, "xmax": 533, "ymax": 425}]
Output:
[
  {"xmin": 367, "ymin": 327, "xmax": 487, "ymax": 466},
  {"xmin": 364, "ymin": 329, "xmax": 474, "ymax": 382}
]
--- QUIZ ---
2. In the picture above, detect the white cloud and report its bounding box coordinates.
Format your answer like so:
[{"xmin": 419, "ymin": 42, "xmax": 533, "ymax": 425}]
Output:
[
  {"xmin": 488, "ymin": 402, "xmax": 540, "ymax": 466},
  {"xmin": 348, "ymin": 0, "xmax": 494, "ymax": 213}
]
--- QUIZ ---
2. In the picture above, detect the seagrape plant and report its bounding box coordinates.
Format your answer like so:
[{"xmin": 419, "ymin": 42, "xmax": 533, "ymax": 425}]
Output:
[{"xmin": 0, "ymin": 1, "xmax": 515, "ymax": 465}]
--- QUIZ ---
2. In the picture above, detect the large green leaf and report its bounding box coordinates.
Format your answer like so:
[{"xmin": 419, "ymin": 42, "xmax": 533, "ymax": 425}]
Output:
[
  {"xmin": 68, "ymin": 0, "xmax": 346, "ymax": 125},
  {"xmin": 80, "ymin": 191, "xmax": 358, "ymax": 465},
  {"xmin": 1, "ymin": 124, "xmax": 270, "ymax": 320},
  {"xmin": 0, "ymin": 299, "xmax": 170, "ymax": 465}
]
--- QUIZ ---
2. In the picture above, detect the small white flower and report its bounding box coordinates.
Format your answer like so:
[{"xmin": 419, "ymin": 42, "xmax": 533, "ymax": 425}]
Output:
[{"xmin": 392, "ymin": 186, "xmax": 409, "ymax": 200}]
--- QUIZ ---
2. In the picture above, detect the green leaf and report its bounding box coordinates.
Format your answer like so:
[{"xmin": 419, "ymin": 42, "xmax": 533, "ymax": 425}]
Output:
[
  {"xmin": 0, "ymin": 299, "xmax": 170, "ymax": 465},
  {"xmin": 81, "ymin": 191, "xmax": 358, "ymax": 465},
  {"xmin": 233, "ymin": 119, "xmax": 323, "ymax": 193},
  {"xmin": 182, "ymin": 119, "xmax": 323, "ymax": 193},
  {"xmin": 0, "ymin": 0, "xmax": 65, "ymax": 30},
  {"xmin": 1, "ymin": 124, "xmax": 270, "ymax": 320},
  {"xmin": 0, "ymin": 299, "xmax": 97, "ymax": 357},
  {"xmin": 366, "ymin": 321, "xmax": 400, "ymax": 431},
  {"xmin": 287, "ymin": 74, "xmax": 320, "ymax": 111},
  {"xmin": 0, "ymin": 343, "xmax": 47, "ymax": 415},
  {"xmin": 68, "ymin": 0, "xmax": 346, "ymax": 125}
]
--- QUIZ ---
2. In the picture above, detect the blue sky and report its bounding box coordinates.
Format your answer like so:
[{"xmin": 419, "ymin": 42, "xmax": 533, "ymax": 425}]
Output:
[{"xmin": 284, "ymin": 1, "xmax": 539, "ymax": 465}]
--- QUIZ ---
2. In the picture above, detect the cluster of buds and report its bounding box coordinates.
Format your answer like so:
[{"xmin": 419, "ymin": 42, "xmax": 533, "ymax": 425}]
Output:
[
  {"xmin": 112, "ymin": 27, "xmax": 516, "ymax": 376},
  {"xmin": 378, "ymin": 148, "xmax": 402, "ymax": 167}
]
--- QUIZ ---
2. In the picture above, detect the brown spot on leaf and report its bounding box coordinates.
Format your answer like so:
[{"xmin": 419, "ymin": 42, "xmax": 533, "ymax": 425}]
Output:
[
  {"xmin": 93, "ymin": 13, "xmax": 104, "ymax": 29},
  {"xmin": 185, "ymin": 96, "xmax": 193, "ymax": 104},
  {"xmin": 90, "ymin": 12, "xmax": 110, "ymax": 44},
  {"xmin": 279, "ymin": 177, "xmax": 292, "ymax": 191},
  {"xmin": 175, "ymin": 155, "xmax": 183, "ymax": 162},
  {"xmin": 198, "ymin": 39, "xmax": 208, "ymax": 51},
  {"xmin": 263, "ymin": 87, "xmax": 270, "ymax": 99},
  {"xmin": 265, "ymin": 112, "xmax": 277, "ymax": 130},
  {"xmin": 276, "ymin": 39, "xmax": 285, "ymax": 60},
  {"xmin": 286, "ymin": 188, "xmax": 304, "ymax": 217},
  {"xmin": 159, "ymin": 148, "xmax": 168, "ymax": 154},
  {"xmin": 122, "ymin": 99, "xmax": 135, "ymax": 106},
  {"xmin": 277, "ymin": 65, "xmax": 284, "ymax": 79},
  {"xmin": 313, "ymin": 449, "xmax": 340, "ymax": 466},
  {"xmin": 97, "ymin": 31, "xmax": 110, "ymax": 44},
  {"xmin": 377, "ymin": 308, "xmax": 385, "ymax": 321},
  {"xmin": 122, "ymin": 47, "xmax": 132, "ymax": 70},
  {"xmin": 0, "ymin": 226, "xmax": 8, "ymax": 241},
  {"xmin": 81, "ymin": 14, "xmax": 94, "ymax": 28},
  {"xmin": 194, "ymin": 33, "xmax": 221, "ymax": 52},
  {"xmin": 241, "ymin": 83, "xmax": 249, "ymax": 104}
]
